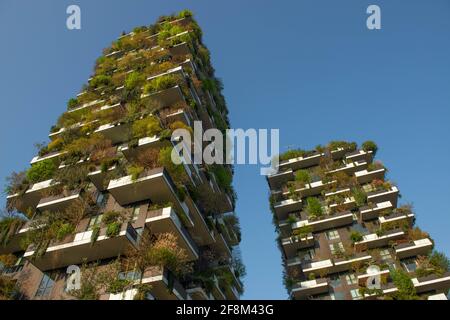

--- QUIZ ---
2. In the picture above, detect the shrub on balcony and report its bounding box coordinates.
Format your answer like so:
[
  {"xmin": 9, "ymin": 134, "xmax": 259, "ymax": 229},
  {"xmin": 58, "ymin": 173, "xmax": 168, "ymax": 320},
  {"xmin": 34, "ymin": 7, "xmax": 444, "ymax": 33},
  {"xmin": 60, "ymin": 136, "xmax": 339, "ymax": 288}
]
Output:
[
  {"xmin": 390, "ymin": 269, "xmax": 419, "ymax": 300},
  {"xmin": 4, "ymin": 171, "xmax": 29, "ymax": 195},
  {"xmin": 415, "ymin": 251, "xmax": 449, "ymax": 278},
  {"xmin": 0, "ymin": 276, "xmax": 18, "ymax": 300},
  {"xmin": 143, "ymin": 74, "xmax": 179, "ymax": 94},
  {"xmin": 352, "ymin": 187, "xmax": 367, "ymax": 207},
  {"xmin": 407, "ymin": 227, "xmax": 429, "ymax": 241},
  {"xmin": 295, "ymin": 170, "xmax": 311, "ymax": 187},
  {"xmin": 278, "ymin": 149, "xmax": 307, "ymax": 162},
  {"xmin": 127, "ymin": 165, "xmax": 144, "ymax": 181},
  {"xmin": 210, "ymin": 165, "xmax": 232, "ymax": 193},
  {"xmin": 90, "ymin": 75, "xmax": 112, "ymax": 89},
  {"xmin": 0, "ymin": 254, "xmax": 18, "ymax": 268},
  {"xmin": 67, "ymin": 98, "xmax": 79, "ymax": 109},
  {"xmin": 367, "ymin": 160, "xmax": 385, "ymax": 172},
  {"xmin": 362, "ymin": 140, "xmax": 378, "ymax": 156},
  {"xmin": 131, "ymin": 116, "xmax": 162, "ymax": 139},
  {"xmin": 292, "ymin": 225, "xmax": 313, "ymax": 239},
  {"xmin": 327, "ymin": 141, "xmax": 357, "ymax": 152},
  {"xmin": 350, "ymin": 230, "xmax": 363, "ymax": 243},
  {"xmin": 158, "ymin": 147, "xmax": 189, "ymax": 185},
  {"xmin": 106, "ymin": 222, "xmax": 121, "ymax": 238},
  {"xmin": 26, "ymin": 159, "xmax": 57, "ymax": 184},
  {"xmin": 306, "ymin": 197, "xmax": 323, "ymax": 219},
  {"xmin": 178, "ymin": 9, "xmax": 193, "ymax": 18}
]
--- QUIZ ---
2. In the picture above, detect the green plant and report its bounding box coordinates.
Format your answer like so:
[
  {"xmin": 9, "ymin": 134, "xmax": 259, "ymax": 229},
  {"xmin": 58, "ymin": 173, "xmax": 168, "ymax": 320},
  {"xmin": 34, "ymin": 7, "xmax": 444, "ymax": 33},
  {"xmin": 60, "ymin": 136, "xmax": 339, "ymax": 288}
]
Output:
[
  {"xmin": 390, "ymin": 268, "xmax": 419, "ymax": 300},
  {"xmin": 131, "ymin": 116, "xmax": 162, "ymax": 139},
  {"xmin": 124, "ymin": 71, "xmax": 144, "ymax": 91},
  {"xmin": 327, "ymin": 141, "xmax": 357, "ymax": 152},
  {"xmin": 295, "ymin": 170, "xmax": 311, "ymax": 186},
  {"xmin": 26, "ymin": 159, "xmax": 57, "ymax": 183},
  {"xmin": 178, "ymin": 9, "xmax": 193, "ymax": 18},
  {"xmin": 106, "ymin": 221, "xmax": 121, "ymax": 238},
  {"xmin": 127, "ymin": 165, "xmax": 144, "ymax": 181},
  {"xmin": 350, "ymin": 230, "xmax": 363, "ymax": 243},
  {"xmin": 56, "ymin": 223, "xmax": 75, "ymax": 241},
  {"xmin": 67, "ymin": 98, "xmax": 79, "ymax": 109},
  {"xmin": 108, "ymin": 278, "xmax": 130, "ymax": 294},
  {"xmin": 90, "ymin": 225, "xmax": 100, "ymax": 246},
  {"xmin": 143, "ymin": 74, "xmax": 178, "ymax": 94},
  {"xmin": 306, "ymin": 197, "xmax": 323, "ymax": 218},
  {"xmin": 0, "ymin": 276, "xmax": 18, "ymax": 300},
  {"xmin": 158, "ymin": 147, "xmax": 188, "ymax": 185},
  {"xmin": 293, "ymin": 225, "xmax": 313, "ymax": 239},
  {"xmin": 0, "ymin": 217, "xmax": 26, "ymax": 247},
  {"xmin": 362, "ymin": 140, "xmax": 378, "ymax": 156},
  {"xmin": 211, "ymin": 165, "xmax": 232, "ymax": 192},
  {"xmin": 90, "ymin": 75, "xmax": 112, "ymax": 89},
  {"xmin": 352, "ymin": 187, "xmax": 367, "ymax": 207},
  {"xmin": 278, "ymin": 149, "xmax": 307, "ymax": 162}
]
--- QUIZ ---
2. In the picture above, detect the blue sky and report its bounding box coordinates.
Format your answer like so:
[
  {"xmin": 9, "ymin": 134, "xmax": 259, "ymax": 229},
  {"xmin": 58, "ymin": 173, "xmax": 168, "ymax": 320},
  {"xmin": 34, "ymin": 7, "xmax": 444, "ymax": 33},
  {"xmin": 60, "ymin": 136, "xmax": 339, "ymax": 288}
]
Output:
[{"xmin": 0, "ymin": 0, "xmax": 449, "ymax": 299}]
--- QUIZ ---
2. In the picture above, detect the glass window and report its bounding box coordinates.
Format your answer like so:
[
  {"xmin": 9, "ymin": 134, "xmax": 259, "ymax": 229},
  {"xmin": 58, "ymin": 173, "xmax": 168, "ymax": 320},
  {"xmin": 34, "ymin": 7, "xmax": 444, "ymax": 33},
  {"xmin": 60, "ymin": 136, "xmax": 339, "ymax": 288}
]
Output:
[
  {"xmin": 330, "ymin": 242, "xmax": 344, "ymax": 255},
  {"xmin": 380, "ymin": 249, "xmax": 391, "ymax": 261},
  {"xmin": 350, "ymin": 289, "xmax": 362, "ymax": 300},
  {"xmin": 131, "ymin": 206, "xmax": 140, "ymax": 222},
  {"xmin": 345, "ymin": 274, "xmax": 358, "ymax": 285},
  {"xmin": 326, "ymin": 230, "xmax": 340, "ymax": 241},
  {"xmin": 35, "ymin": 273, "xmax": 56, "ymax": 297},
  {"xmin": 402, "ymin": 259, "xmax": 417, "ymax": 273}
]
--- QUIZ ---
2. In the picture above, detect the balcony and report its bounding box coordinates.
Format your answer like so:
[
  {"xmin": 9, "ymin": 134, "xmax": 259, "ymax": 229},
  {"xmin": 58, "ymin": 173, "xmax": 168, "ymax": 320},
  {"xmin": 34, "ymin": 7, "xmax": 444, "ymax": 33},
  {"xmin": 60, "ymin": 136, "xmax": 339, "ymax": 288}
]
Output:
[
  {"xmin": 7, "ymin": 179, "xmax": 59, "ymax": 213},
  {"xmin": 367, "ymin": 186, "xmax": 399, "ymax": 207},
  {"xmin": 427, "ymin": 293, "xmax": 448, "ymax": 300},
  {"xmin": 186, "ymin": 286, "xmax": 214, "ymax": 300},
  {"xmin": 214, "ymin": 264, "xmax": 243, "ymax": 300},
  {"xmin": 118, "ymin": 136, "xmax": 165, "ymax": 161},
  {"xmin": 183, "ymin": 196, "xmax": 215, "ymax": 246},
  {"xmin": 292, "ymin": 180, "xmax": 335, "ymax": 199},
  {"xmin": 145, "ymin": 207, "xmax": 199, "ymax": 261},
  {"xmin": 277, "ymin": 152, "xmax": 322, "ymax": 172},
  {"xmin": 140, "ymin": 266, "xmax": 187, "ymax": 300},
  {"xmin": 30, "ymin": 151, "xmax": 65, "ymax": 165},
  {"xmin": 291, "ymin": 278, "xmax": 329, "ymax": 299},
  {"xmin": 266, "ymin": 169, "xmax": 294, "ymax": 190},
  {"xmin": 291, "ymin": 211, "xmax": 354, "ymax": 233},
  {"xmin": 168, "ymin": 41, "xmax": 190, "ymax": 57},
  {"xmin": 355, "ymin": 168, "xmax": 386, "ymax": 184},
  {"xmin": 413, "ymin": 272, "xmax": 450, "ymax": 294},
  {"xmin": 354, "ymin": 229, "xmax": 405, "ymax": 250},
  {"xmin": 281, "ymin": 234, "xmax": 315, "ymax": 259},
  {"xmin": 36, "ymin": 189, "xmax": 82, "ymax": 213},
  {"xmin": 331, "ymin": 253, "xmax": 372, "ymax": 273},
  {"xmin": 301, "ymin": 259, "xmax": 333, "ymax": 277},
  {"xmin": 328, "ymin": 160, "xmax": 367, "ymax": 176},
  {"xmin": 211, "ymin": 230, "xmax": 232, "ymax": 259},
  {"xmin": 357, "ymin": 269, "xmax": 390, "ymax": 286},
  {"xmin": 394, "ymin": 238, "xmax": 433, "ymax": 259},
  {"xmin": 273, "ymin": 198, "xmax": 302, "ymax": 220},
  {"xmin": 68, "ymin": 99, "xmax": 104, "ymax": 113},
  {"xmin": 378, "ymin": 212, "xmax": 414, "ymax": 227},
  {"xmin": 107, "ymin": 168, "xmax": 192, "ymax": 226},
  {"xmin": 24, "ymin": 222, "xmax": 139, "ymax": 271},
  {"xmin": 141, "ymin": 85, "xmax": 185, "ymax": 110},
  {"xmin": 94, "ymin": 122, "xmax": 131, "ymax": 144},
  {"xmin": 0, "ymin": 221, "xmax": 32, "ymax": 255},
  {"xmin": 345, "ymin": 150, "xmax": 373, "ymax": 163},
  {"xmin": 165, "ymin": 108, "xmax": 193, "ymax": 127},
  {"xmin": 359, "ymin": 201, "xmax": 393, "ymax": 221},
  {"xmin": 216, "ymin": 216, "xmax": 240, "ymax": 247}
]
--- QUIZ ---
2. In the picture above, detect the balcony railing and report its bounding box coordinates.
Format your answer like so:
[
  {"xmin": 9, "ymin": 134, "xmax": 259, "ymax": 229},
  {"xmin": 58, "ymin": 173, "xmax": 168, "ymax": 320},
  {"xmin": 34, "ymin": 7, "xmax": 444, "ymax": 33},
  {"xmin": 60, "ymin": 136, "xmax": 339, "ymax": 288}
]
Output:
[
  {"xmin": 145, "ymin": 207, "xmax": 199, "ymax": 261},
  {"xmin": 291, "ymin": 278, "xmax": 329, "ymax": 299},
  {"xmin": 355, "ymin": 168, "xmax": 386, "ymax": 184},
  {"xmin": 139, "ymin": 266, "xmax": 188, "ymax": 300},
  {"xmin": 366, "ymin": 186, "xmax": 399, "ymax": 207},
  {"xmin": 24, "ymin": 222, "xmax": 139, "ymax": 271},
  {"xmin": 272, "ymin": 198, "xmax": 302, "ymax": 220},
  {"xmin": 281, "ymin": 234, "xmax": 315, "ymax": 259},
  {"xmin": 354, "ymin": 229, "xmax": 405, "ymax": 250},
  {"xmin": 359, "ymin": 201, "xmax": 393, "ymax": 221},
  {"xmin": 394, "ymin": 238, "xmax": 433, "ymax": 259},
  {"xmin": 290, "ymin": 211, "xmax": 354, "ymax": 233},
  {"xmin": 36, "ymin": 189, "xmax": 82, "ymax": 213}
]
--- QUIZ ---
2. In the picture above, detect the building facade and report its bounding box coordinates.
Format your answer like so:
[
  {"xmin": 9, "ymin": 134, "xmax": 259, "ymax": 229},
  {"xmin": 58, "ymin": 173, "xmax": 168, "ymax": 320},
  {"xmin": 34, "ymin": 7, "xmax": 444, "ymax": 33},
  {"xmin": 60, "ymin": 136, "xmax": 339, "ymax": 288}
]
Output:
[
  {"xmin": 267, "ymin": 141, "xmax": 449, "ymax": 300},
  {"xmin": 0, "ymin": 10, "xmax": 243, "ymax": 300}
]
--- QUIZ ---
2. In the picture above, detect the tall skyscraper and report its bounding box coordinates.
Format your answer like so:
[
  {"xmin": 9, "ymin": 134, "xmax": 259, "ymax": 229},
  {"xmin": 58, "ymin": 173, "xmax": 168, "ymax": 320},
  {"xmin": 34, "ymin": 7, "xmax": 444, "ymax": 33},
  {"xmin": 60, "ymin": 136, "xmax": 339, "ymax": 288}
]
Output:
[
  {"xmin": 0, "ymin": 10, "xmax": 243, "ymax": 300},
  {"xmin": 267, "ymin": 141, "xmax": 449, "ymax": 300}
]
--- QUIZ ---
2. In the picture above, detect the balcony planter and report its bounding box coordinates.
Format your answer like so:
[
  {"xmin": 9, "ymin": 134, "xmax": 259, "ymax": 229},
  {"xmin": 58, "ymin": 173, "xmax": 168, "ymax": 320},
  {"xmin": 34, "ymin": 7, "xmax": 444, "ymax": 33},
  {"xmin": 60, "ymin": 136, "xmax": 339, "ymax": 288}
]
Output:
[
  {"xmin": 291, "ymin": 278, "xmax": 329, "ymax": 299},
  {"xmin": 394, "ymin": 238, "xmax": 433, "ymax": 259}
]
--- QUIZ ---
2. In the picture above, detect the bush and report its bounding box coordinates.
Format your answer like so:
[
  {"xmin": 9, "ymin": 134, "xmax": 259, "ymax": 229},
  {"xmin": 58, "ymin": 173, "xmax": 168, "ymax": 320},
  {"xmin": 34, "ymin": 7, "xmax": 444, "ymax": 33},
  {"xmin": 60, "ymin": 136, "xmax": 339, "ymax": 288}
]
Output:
[
  {"xmin": 295, "ymin": 170, "xmax": 311, "ymax": 185},
  {"xmin": 131, "ymin": 116, "xmax": 162, "ymax": 139},
  {"xmin": 124, "ymin": 72, "xmax": 144, "ymax": 91},
  {"xmin": 362, "ymin": 140, "xmax": 378, "ymax": 156},
  {"xmin": 56, "ymin": 223, "xmax": 75, "ymax": 241},
  {"xmin": 90, "ymin": 75, "xmax": 112, "ymax": 89},
  {"xmin": 306, "ymin": 197, "xmax": 323, "ymax": 218},
  {"xmin": 293, "ymin": 225, "xmax": 313, "ymax": 239},
  {"xmin": 106, "ymin": 222, "xmax": 121, "ymax": 238},
  {"xmin": 211, "ymin": 165, "xmax": 232, "ymax": 192},
  {"xmin": 278, "ymin": 149, "xmax": 306, "ymax": 162},
  {"xmin": 67, "ymin": 98, "xmax": 79, "ymax": 109},
  {"xmin": 349, "ymin": 230, "xmax": 363, "ymax": 243},
  {"xmin": 127, "ymin": 165, "xmax": 144, "ymax": 181},
  {"xmin": 158, "ymin": 147, "xmax": 188, "ymax": 185},
  {"xmin": 178, "ymin": 9, "xmax": 193, "ymax": 18},
  {"xmin": 143, "ymin": 75, "xmax": 178, "ymax": 94},
  {"xmin": 26, "ymin": 159, "xmax": 57, "ymax": 183},
  {"xmin": 327, "ymin": 141, "xmax": 357, "ymax": 152},
  {"xmin": 352, "ymin": 188, "xmax": 367, "ymax": 207},
  {"xmin": 390, "ymin": 269, "xmax": 418, "ymax": 300}
]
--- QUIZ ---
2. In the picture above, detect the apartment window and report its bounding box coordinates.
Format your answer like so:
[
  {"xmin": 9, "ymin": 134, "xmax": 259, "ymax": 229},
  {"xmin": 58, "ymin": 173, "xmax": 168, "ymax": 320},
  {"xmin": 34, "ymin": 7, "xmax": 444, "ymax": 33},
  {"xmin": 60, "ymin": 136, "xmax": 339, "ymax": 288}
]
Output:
[
  {"xmin": 379, "ymin": 249, "xmax": 391, "ymax": 261},
  {"xmin": 300, "ymin": 249, "xmax": 315, "ymax": 261},
  {"xmin": 345, "ymin": 274, "xmax": 358, "ymax": 285},
  {"xmin": 330, "ymin": 242, "xmax": 344, "ymax": 255},
  {"xmin": 87, "ymin": 214, "xmax": 103, "ymax": 231},
  {"xmin": 350, "ymin": 289, "xmax": 362, "ymax": 300},
  {"xmin": 96, "ymin": 192, "xmax": 108, "ymax": 207},
  {"xmin": 35, "ymin": 273, "xmax": 56, "ymax": 297},
  {"xmin": 131, "ymin": 206, "xmax": 140, "ymax": 222},
  {"xmin": 402, "ymin": 259, "xmax": 417, "ymax": 273},
  {"xmin": 326, "ymin": 230, "xmax": 340, "ymax": 241}
]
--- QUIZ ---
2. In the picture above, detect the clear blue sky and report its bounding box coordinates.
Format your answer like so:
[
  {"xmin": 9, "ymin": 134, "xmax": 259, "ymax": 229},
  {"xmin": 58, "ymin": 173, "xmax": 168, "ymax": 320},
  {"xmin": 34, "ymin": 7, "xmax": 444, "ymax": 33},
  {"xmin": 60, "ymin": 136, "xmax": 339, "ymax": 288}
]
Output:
[{"xmin": 0, "ymin": 0, "xmax": 449, "ymax": 299}]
